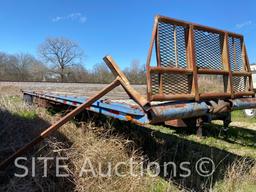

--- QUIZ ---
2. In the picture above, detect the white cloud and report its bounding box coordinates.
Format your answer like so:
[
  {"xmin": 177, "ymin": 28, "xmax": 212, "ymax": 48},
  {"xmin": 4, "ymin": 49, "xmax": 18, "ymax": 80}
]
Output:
[
  {"xmin": 52, "ymin": 13, "xmax": 87, "ymax": 24},
  {"xmin": 79, "ymin": 16, "xmax": 87, "ymax": 23},
  {"xmin": 235, "ymin": 20, "xmax": 252, "ymax": 29}
]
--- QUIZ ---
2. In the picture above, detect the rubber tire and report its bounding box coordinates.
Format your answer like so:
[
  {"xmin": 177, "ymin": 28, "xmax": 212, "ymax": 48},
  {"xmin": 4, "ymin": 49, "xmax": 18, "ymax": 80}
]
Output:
[{"xmin": 244, "ymin": 109, "xmax": 256, "ymax": 118}]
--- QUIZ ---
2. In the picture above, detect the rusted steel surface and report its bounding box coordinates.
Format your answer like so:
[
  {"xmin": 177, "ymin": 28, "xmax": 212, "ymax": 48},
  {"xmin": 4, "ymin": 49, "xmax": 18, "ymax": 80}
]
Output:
[
  {"xmin": 165, "ymin": 119, "xmax": 187, "ymax": 127},
  {"xmin": 149, "ymin": 101, "xmax": 209, "ymax": 123},
  {"xmin": 104, "ymin": 56, "xmax": 151, "ymax": 111},
  {"xmin": 150, "ymin": 96, "xmax": 256, "ymax": 124},
  {"xmin": 208, "ymin": 100, "xmax": 231, "ymax": 113},
  {"xmin": 146, "ymin": 15, "xmax": 254, "ymax": 101}
]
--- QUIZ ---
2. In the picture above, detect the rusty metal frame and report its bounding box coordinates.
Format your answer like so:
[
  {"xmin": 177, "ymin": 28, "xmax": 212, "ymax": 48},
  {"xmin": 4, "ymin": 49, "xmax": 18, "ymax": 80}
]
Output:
[{"xmin": 146, "ymin": 15, "xmax": 254, "ymax": 101}]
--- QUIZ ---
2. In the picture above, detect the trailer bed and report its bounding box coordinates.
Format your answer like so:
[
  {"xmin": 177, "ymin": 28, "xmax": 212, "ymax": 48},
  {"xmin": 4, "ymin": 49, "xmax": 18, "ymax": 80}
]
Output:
[{"xmin": 23, "ymin": 90, "xmax": 150, "ymax": 125}]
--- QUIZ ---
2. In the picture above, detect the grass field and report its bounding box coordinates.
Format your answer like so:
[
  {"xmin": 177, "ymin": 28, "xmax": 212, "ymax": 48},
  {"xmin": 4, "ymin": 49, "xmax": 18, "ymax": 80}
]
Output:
[{"xmin": 0, "ymin": 82, "xmax": 255, "ymax": 192}]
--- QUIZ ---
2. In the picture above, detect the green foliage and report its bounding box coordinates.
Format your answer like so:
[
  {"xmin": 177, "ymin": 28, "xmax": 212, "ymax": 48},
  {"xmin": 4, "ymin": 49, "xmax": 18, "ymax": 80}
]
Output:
[
  {"xmin": 232, "ymin": 110, "xmax": 256, "ymax": 123},
  {"xmin": 149, "ymin": 180, "xmax": 170, "ymax": 192},
  {"xmin": 15, "ymin": 110, "xmax": 37, "ymax": 119}
]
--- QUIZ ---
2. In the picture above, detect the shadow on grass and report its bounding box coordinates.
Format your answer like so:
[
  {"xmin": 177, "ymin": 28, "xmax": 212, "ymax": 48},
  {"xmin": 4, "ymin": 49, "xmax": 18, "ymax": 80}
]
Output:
[
  {"xmin": 167, "ymin": 122, "xmax": 256, "ymax": 149},
  {"xmin": 2, "ymin": 101, "xmax": 255, "ymax": 192},
  {"xmin": 82, "ymin": 112, "xmax": 256, "ymax": 192},
  {"xmin": 0, "ymin": 108, "xmax": 75, "ymax": 192},
  {"xmin": 206, "ymin": 124, "xmax": 256, "ymax": 148}
]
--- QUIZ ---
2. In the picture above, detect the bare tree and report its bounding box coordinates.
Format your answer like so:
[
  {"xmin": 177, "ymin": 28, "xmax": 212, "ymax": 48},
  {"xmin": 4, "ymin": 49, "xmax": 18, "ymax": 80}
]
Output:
[
  {"xmin": 66, "ymin": 64, "xmax": 91, "ymax": 83},
  {"xmin": 92, "ymin": 63, "xmax": 114, "ymax": 83},
  {"xmin": 38, "ymin": 37, "xmax": 83, "ymax": 82},
  {"xmin": 0, "ymin": 52, "xmax": 9, "ymax": 79},
  {"xmin": 124, "ymin": 60, "xmax": 146, "ymax": 84},
  {"xmin": 11, "ymin": 53, "xmax": 35, "ymax": 81}
]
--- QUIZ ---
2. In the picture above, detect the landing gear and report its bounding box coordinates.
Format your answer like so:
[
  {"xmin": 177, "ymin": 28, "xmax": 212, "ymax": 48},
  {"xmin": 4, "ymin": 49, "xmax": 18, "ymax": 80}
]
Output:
[
  {"xmin": 216, "ymin": 113, "xmax": 231, "ymax": 137},
  {"xmin": 196, "ymin": 117, "xmax": 203, "ymax": 137},
  {"xmin": 223, "ymin": 113, "xmax": 231, "ymax": 132}
]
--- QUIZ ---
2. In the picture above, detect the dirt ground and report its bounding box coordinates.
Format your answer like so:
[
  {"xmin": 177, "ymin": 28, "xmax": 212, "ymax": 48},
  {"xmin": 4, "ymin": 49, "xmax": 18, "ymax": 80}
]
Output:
[{"xmin": 0, "ymin": 81, "xmax": 147, "ymax": 100}]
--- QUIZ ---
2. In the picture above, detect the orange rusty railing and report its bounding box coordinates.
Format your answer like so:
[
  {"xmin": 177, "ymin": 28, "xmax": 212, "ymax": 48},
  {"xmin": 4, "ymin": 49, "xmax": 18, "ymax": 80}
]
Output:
[{"xmin": 146, "ymin": 15, "xmax": 254, "ymax": 101}]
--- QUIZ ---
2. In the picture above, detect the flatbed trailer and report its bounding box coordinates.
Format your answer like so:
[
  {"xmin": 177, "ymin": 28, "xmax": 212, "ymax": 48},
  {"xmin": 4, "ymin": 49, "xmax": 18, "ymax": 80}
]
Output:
[
  {"xmin": 1, "ymin": 15, "xmax": 256, "ymax": 169},
  {"xmin": 22, "ymin": 90, "xmax": 256, "ymax": 126}
]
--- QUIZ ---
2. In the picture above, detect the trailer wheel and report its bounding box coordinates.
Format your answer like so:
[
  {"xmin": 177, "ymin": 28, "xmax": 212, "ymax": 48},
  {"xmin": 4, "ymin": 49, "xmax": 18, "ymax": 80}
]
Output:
[{"xmin": 244, "ymin": 109, "xmax": 256, "ymax": 118}]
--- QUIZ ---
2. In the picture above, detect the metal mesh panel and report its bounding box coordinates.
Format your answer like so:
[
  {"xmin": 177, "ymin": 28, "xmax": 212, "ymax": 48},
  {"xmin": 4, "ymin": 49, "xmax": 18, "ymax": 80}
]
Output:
[
  {"xmin": 194, "ymin": 29, "xmax": 223, "ymax": 70},
  {"xmin": 158, "ymin": 22, "xmax": 187, "ymax": 68},
  {"xmin": 162, "ymin": 73, "xmax": 191, "ymax": 95},
  {"xmin": 232, "ymin": 76, "xmax": 249, "ymax": 93},
  {"xmin": 150, "ymin": 73, "xmax": 191, "ymax": 95},
  {"xmin": 176, "ymin": 26, "xmax": 187, "ymax": 68},
  {"xmin": 151, "ymin": 73, "xmax": 159, "ymax": 95},
  {"xmin": 235, "ymin": 38, "xmax": 243, "ymax": 71},
  {"xmin": 147, "ymin": 16, "xmax": 253, "ymax": 101},
  {"xmin": 228, "ymin": 37, "xmax": 244, "ymax": 71}
]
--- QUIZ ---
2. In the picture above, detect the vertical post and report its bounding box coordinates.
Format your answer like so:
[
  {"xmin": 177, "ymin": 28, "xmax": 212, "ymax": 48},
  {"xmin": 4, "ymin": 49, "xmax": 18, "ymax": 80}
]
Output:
[
  {"xmin": 241, "ymin": 38, "xmax": 247, "ymax": 71},
  {"xmin": 223, "ymin": 33, "xmax": 234, "ymax": 98},
  {"xmin": 188, "ymin": 25, "xmax": 199, "ymax": 101},
  {"xmin": 146, "ymin": 16, "xmax": 159, "ymax": 101},
  {"xmin": 242, "ymin": 40, "xmax": 254, "ymax": 92},
  {"xmin": 185, "ymin": 27, "xmax": 193, "ymax": 92}
]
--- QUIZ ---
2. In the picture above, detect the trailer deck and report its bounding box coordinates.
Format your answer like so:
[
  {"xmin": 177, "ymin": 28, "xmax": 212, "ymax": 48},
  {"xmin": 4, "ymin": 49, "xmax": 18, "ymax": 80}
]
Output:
[
  {"xmin": 23, "ymin": 90, "xmax": 256, "ymax": 126},
  {"xmin": 23, "ymin": 90, "xmax": 150, "ymax": 125}
]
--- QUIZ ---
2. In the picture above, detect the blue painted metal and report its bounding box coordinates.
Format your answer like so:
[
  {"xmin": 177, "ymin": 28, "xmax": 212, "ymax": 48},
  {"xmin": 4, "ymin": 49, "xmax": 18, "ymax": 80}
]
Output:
[
  {"xmin": 150, "ymin": 101, "xmax": 210, "ymax": 123},
  {"xmin": 231, "ymin": 98, "xmax": 256, "ymax": 110},
  {"xmin": 44, "ymin": 93, "xmax": 144, "ymax": 116},
  {"xmin": 22, "ymin": 91, "xmax": 256, "ymax": 125},
  {"xmin": 23, "ymin": 91, "xmax": 150, "ymax": 125}
]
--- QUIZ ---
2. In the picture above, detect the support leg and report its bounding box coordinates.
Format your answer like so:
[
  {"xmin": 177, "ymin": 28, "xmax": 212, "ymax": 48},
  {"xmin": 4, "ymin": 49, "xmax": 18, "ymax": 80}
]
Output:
[{"xmin": 196, "ymin": 117, "xmax": 204, "ymax": 137}]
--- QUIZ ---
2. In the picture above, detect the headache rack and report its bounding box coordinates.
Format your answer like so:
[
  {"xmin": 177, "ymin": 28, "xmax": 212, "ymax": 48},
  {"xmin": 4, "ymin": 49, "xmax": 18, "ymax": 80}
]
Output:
[{"xmin": 146, "ymin": 16, "xmax": 254, "ymax": 101}]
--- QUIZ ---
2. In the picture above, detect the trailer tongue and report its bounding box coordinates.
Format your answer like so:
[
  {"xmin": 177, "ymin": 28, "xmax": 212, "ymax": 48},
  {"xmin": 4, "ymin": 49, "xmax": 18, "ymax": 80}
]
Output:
[{"xmin": 1, "ymin": 15, "xmax": 256, "ymax": 169}]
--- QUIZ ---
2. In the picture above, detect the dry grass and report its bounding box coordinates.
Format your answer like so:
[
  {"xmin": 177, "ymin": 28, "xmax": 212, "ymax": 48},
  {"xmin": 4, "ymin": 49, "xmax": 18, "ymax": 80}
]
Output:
[
  {"xmin": 59, "ymin": 122, "xmax": 171, "ymax": 192},
  {"xmin": 0, "ymin": 97, "xmax": 173, "ymax": 192},
  {"xmin": 1, "ymin": 94, "xmax": 256, "ymax": 192},
  {"xmin": 214, "ymin": 159, "xmax": 256, "ymax": 192}
]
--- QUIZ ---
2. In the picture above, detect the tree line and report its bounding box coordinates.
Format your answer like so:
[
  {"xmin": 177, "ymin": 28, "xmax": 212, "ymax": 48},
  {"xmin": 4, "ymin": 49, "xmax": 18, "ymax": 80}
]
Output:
[{"xmin": 0, "ymin": 37, "xmax": 146, "ymax": 84}]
